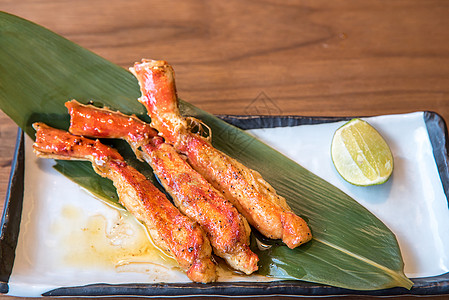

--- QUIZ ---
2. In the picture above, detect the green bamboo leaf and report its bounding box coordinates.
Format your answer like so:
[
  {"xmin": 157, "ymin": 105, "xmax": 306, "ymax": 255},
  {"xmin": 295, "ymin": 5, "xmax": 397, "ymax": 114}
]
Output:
[
  {"xmin": 53, "ymin": 160, "xmax": 123, "ymax": 210},
  {"xmin": 0, "ymin": 12, "xmax": 412, "ymax": 290},
  {"xmin": 181, "ymin": 101, "xmax": 413, "ymax": 290}
]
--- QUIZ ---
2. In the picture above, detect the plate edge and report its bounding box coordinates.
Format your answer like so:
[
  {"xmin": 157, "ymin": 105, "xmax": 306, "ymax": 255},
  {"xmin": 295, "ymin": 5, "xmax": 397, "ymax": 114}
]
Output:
[{"xmin": 0, "ymin": 128, "xmax": 24, "ymax": 294}]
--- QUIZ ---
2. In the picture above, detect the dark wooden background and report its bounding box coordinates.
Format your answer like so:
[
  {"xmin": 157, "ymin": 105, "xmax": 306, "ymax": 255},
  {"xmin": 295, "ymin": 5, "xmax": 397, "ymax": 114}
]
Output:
[{"xmin": 1, "ymin": 1, "xmax": 449, "ymax": 299}]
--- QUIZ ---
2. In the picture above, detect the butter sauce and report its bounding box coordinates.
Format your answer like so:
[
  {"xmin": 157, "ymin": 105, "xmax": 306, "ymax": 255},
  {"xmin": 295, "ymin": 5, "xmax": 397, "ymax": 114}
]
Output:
[{"xmin": 51, "ymin": 205, "xmax": 177, "ymax": 270}]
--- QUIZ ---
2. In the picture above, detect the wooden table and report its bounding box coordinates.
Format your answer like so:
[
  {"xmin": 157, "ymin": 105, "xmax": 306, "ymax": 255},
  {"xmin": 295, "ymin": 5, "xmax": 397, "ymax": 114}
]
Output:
[{"xmin": 1, "ymin": 1, "xmax": 448, "ymax": 299}]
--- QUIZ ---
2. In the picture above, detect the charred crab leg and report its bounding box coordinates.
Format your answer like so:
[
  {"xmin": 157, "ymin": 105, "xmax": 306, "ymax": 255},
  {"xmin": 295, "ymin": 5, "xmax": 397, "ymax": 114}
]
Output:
[
  {"xmin": 130, "ymin": 60, "xmax": 312, "ymax": 249},
  {"xmin": 32, "ymin": 123, "xmax": 217, "ymax": 283},
  {"xmin": 65, "ymin": 100, "xmax": 259, "ymax": 274}
]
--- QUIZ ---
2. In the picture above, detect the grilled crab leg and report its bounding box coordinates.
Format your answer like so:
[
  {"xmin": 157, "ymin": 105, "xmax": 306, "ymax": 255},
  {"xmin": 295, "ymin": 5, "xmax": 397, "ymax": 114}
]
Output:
[
  {"xmin": 65, "ymin": 100, "xmax": 259, "ymax": 274},
  {"xmin": 32, "ymin": 123, "xmax": 217, "ymax": 283},
  {"xmin": 130, "ymin": 60, "xmax": 312, "ymax": 249}
]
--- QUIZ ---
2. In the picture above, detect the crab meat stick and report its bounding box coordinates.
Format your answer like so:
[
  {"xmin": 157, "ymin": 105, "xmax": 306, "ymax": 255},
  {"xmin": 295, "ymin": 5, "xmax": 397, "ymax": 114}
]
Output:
[
  {"xmin": 32, "ymin": 123, "xmax": 216, "ymax": 283},
  {"xmin": 66, "ymin": 101, "xmax": 259, "ymax": 274},
  {"xmin": 130, "ymin": 60, "xmax": 312, "ymax": 249}
]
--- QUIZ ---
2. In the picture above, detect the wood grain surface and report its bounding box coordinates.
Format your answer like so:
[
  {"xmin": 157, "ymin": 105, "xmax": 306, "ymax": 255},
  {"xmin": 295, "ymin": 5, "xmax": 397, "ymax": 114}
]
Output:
[{"xmin": 1, "ymin": 0, "xmax": 449, "ymax": 299}]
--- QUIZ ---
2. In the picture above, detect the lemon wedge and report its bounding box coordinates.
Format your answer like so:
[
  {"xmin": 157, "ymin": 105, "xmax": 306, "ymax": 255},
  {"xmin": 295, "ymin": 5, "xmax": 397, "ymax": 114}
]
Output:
[{"xmin": 331, "ymin": 118, "xmax": 393, "ymax": 186}]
